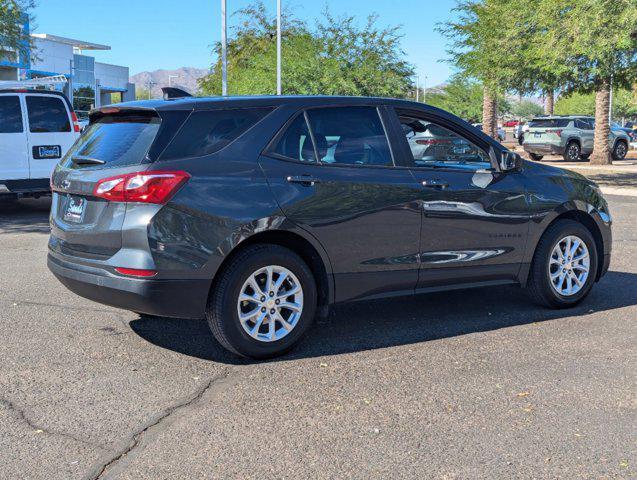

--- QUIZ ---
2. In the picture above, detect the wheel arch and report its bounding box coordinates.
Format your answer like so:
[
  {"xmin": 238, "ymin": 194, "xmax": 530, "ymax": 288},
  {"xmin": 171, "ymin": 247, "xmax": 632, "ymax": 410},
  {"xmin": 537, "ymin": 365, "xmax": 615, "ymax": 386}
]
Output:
[
  {"xmin": 209, "ymin": 228, "xmax": 334, "ymax": 312},
  {"xmin": 612, "ymin": 138, "xmax": 628, "ymax": 157},
  {"xmin": 524, "ymin": 209, "xmax": 605, "ymax": 285}
]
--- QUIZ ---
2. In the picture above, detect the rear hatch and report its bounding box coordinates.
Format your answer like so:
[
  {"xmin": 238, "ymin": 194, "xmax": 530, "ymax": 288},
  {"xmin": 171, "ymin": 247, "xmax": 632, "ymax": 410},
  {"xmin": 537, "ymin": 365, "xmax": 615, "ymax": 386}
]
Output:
[
  {"xmin": 50, "ymin": 108, "xmax": 180, "ymax": 259},
  {"xmin": 526, "ymin": 118, "xmax": 570, "ymax": 144}
]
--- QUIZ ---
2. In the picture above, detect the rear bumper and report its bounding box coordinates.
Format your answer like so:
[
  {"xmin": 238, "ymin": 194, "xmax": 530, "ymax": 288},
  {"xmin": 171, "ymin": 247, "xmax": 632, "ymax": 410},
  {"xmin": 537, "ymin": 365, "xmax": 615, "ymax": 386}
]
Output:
[
  {"xmin": 48, "ymin": 253, "xmax": 210, "ymax": 319},
  {"xmin": 524, "ymin": 143, "xmax": 564, "ymax": 155}
]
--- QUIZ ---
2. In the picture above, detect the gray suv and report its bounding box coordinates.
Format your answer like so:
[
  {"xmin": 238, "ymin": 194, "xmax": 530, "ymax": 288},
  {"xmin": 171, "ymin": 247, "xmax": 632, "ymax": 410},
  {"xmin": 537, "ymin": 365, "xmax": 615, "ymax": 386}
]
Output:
[
  {"xmin": 48, "ymin": 97, "xmax": 612, "ymax": 358},
  {"xmin": 523, "ymin": 116, "xmax": 630, "ymax": 162}
]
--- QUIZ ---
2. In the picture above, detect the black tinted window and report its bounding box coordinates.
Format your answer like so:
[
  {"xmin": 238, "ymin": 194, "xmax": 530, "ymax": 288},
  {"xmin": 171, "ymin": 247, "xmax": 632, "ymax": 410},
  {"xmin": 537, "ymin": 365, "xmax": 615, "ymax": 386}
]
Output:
[
  {"xmin": 62, "ymin": 113, "xmax": 160, "ymax": 169},
  {"xmin": 399, "ymin": 115, "xmax": 490, "ymax": 170},
  {"xmin": 306, "ymin": 107, "xmax": 393, "ymax": 166},
  {"xmin": 161, "ymin": 108, "xmax": 271, "ymax": 160},
  {"xmin": 271, "ymin": 114, "xmax": 316, "ymax": 162},
  {"xmin": 528, "ymin": 119, "xmax": 570, "ymax": 128},
  {"xmin": 0, "ymin": 95, "xmax": 23, "ymax": 133},
  {"xmin": 26, "ymin": 96, "xmax": 71, "ymax": 133}
]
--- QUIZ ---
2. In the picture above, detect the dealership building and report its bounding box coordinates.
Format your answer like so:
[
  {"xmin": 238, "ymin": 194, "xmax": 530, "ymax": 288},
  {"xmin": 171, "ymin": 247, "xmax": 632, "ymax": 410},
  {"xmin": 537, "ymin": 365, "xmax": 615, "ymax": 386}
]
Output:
[{"xmin": 0, "ymin": 17, "xmax": 135, "ymax": 118}]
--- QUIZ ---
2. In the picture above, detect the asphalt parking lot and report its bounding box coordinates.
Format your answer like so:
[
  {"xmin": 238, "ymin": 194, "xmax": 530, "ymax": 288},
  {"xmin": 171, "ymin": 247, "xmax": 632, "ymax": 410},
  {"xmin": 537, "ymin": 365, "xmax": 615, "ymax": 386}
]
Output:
[{"xmin": 1, "ymin": 195, "xmax": 635, "ymax": 480}]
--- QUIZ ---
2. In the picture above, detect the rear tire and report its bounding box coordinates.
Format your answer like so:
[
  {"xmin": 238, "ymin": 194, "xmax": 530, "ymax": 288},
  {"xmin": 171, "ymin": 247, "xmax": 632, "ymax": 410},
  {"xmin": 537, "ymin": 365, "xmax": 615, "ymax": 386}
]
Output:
[
  {"xmin": 206, "ymin": 244, "xmax": 317, "ymax": 359},
  {"xmin": 529, "ymin": 153, "xmax": 543, "ymax": 161},
  {"xmin": 612, "ymin": 141, "xmax": 628, "ymax": 160},
  {"xmin": 527, "ymin": 220, "xmax": 598, "ymax": 309},
  {"xmin": 563, "ymin": 141, "xmax": 581, "ymax": 162}
]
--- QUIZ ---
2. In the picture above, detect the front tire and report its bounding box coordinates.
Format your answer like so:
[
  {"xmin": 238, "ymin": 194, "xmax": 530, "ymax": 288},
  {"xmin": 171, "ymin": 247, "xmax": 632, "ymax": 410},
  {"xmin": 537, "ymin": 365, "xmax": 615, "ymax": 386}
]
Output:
[
  {"xmin": 612, "ymin": 141, "xmax": 628, "ymax": 160},
  {"xmin": 564, "ymin": 141, "xmax": 581, "ymax": 162},
  {"xmin": 206, "ymin": 244, "xmax": 317, "ymax": 359},
  {"xmin": 527, "ymin": 220, "xmax": 598, "ymax": 309}
]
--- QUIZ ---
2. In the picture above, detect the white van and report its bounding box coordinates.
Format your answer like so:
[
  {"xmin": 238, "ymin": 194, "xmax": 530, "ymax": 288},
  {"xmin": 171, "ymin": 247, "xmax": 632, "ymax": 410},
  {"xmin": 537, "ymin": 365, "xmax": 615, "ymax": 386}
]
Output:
[{"xmin": 0, "ymin": 89, "xmax": 80, "ymax": 199}]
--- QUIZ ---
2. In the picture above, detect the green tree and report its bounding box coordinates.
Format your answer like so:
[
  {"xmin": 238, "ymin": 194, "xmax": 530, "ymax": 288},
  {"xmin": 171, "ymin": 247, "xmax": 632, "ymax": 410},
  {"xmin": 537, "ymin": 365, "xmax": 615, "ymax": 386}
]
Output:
[
  {"xmin": 535, "ymin": 0, "xmax": 637, "ymax": 164},
  {"xmin": 511, "ymin": 100, "xmax": 544, "ymax": 119},
  {"xmin": 552, "ymin": 87, "xmax": 636, "ymax": 120},
  {"xmin": 554, "ymin": 92, "xmax": 595, "ymax": 116},
  {"xmin": 426, "ymin": 76, "xmax": 484, "ymax": 122},
  {"xmin": 426, "ymin": 76, "xmax": 511, "ymax": 123},
  {"xmin": 440, "ymin": 0, "xmax": 530, "ymax": 138},
  {"xmin": 0, "ymin": 0, "xmax": 34, "ymax": 65},
  {"xmin": 199, "ymin": 1, "xmax": 414, "ymax": 97},
  {"xmin": 613, "ymin": 86, "xmax": 637, "ymax": 121}
]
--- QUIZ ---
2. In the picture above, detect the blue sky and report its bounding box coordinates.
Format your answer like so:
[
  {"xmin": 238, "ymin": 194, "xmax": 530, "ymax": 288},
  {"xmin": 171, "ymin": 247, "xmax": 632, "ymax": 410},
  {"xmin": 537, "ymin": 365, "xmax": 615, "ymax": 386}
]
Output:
[{"xmin": 34, "ymin": 0, "xmax": 459, "ymax": 86}]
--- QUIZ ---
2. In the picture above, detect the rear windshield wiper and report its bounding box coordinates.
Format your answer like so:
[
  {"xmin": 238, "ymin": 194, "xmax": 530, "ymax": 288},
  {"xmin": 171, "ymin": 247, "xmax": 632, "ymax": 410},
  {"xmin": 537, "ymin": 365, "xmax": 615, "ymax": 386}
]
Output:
[{"xmin": 71, "ymin": 156, "xmax": 105, "ymax": 166}]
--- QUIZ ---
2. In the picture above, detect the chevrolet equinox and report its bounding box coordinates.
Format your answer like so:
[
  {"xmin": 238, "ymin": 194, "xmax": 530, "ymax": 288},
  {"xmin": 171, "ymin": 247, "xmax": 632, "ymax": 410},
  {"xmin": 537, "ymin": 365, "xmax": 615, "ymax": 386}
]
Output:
[{"xmin": 48, "ymin": 96, "xmax": 612, "ymax": 358}]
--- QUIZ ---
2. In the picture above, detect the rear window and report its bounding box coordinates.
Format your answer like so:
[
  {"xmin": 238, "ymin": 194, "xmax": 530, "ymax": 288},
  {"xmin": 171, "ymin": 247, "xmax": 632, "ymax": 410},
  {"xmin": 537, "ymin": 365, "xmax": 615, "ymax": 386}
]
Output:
[
  {"xmin": 528, "ymin": 119, "xmax": 570, "ymax": 128},
  {"xmin": 61, "ymin": 113, "xmax": 161, "ymax": 169},
  {"xmin": 0, "ymin": 95, "xmax": 23, "ymax": 133},
  {"xmin": 160, "ymin": 107, "xmax": 272, "ymax": 160},
  {"xmin": 26, "ymin": 95, "xmax": 71, "ymax": 133}
]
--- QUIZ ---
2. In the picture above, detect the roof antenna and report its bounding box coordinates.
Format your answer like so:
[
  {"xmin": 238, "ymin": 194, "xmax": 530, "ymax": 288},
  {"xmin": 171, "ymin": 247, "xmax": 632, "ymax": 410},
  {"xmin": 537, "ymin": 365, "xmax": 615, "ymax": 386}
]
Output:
[{"xmin": 161, "ymin": 86, "xmax": 192, "ymax": 100}]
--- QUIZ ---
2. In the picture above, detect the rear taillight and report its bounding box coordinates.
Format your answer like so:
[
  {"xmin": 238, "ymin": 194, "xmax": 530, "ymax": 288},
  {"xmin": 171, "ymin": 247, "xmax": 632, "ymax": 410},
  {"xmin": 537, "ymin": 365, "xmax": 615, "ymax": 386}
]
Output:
[
  {"xmin": 554, "ymin": 129, "xmax": 562, "ymax": 137},
  {"xmin": 93, "ymin": 170, "xmax": 190, "ymax": 204},
  {"xmin": 115, "ymin": 267, "xmax": 157, "ymax": 277},
  {"xmin": 71, "ymin": 112, "xmax": 81, "ymax": 133}
]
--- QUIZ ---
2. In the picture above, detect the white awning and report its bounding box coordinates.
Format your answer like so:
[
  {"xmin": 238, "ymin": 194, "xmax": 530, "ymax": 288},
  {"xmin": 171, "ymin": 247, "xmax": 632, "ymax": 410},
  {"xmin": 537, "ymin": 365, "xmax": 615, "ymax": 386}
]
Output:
[{"xmin": 0, "ymin": 75, "xmax": 68, "ymax": 88}]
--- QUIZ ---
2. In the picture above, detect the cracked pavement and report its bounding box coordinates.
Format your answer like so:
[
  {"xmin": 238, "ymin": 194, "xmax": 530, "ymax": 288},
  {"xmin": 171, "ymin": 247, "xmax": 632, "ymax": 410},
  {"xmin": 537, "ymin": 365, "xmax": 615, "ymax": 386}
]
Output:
[{"xmin": 0, "ymin": 196, "xmax": 635, "ymax": 479}]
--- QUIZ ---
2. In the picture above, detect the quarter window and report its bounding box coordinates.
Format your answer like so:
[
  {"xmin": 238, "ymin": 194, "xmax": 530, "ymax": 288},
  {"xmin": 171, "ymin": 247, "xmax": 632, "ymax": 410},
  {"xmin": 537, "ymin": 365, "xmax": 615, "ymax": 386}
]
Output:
[
  {"xmin": 399, "ymin": 115, "xmax": 490, "ymax": 170},
  {"xmin": 26, "ymin": 96, "xmax": 71, "ymax": 133},
  {"xmin": 305, "ymin": 107, "xmax": 393, "ymax": 166},
  {"xmin": 270, "ymin": 113, "xmax": 316, "ymax": 162},
  {"xmin": 160, "ymin": 108, "xmax": 272, "ymax": 160},
  {"xmin": 0, "ymin": 95, "xmax": 23, "ymax": 133}
]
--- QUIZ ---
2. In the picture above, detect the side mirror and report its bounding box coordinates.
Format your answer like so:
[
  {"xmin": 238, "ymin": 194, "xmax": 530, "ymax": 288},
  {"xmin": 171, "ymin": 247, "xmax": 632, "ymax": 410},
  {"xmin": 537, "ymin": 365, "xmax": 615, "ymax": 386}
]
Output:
[{"xmin": 500, "ymin": 151, "xmax": 522, "ymax": 172}]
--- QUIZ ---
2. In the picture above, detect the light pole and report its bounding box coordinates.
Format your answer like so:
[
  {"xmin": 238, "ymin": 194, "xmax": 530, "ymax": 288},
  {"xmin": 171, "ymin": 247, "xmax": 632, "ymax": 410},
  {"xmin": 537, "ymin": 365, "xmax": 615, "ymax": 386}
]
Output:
[
  {"xmin": 609, "ymin": 73, "xmax": 614, "ymax": 124},
  {"xmin": 221, "ymin": 0, "xmax": 228, "ymax": 96},
  {"xmin": 146, "ymin": 80, "xmax": 156, "ymax": 99},
  {"xmin": 423, "ymin": 75, "xmax": 428, "ymax": 104},
  {"xmin": 415, "ymin": 75, "xmax": 419, "ymax": 102},
  {"xmin": 276, "ymin": 0, "xmax": 282, "ymax": 95},
  {"xmin": 168, "ymin": 75, "xmax": 180, "ymax": 87}
]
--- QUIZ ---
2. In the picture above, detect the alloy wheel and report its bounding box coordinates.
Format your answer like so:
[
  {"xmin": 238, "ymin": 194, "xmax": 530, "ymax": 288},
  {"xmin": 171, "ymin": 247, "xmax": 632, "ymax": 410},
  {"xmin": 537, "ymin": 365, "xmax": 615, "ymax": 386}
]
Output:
[
  {"xmin": 614, "ymin": 142, "xmax": 627, "ymax": 160},
  {"xmin": 567, "ymin": 143, "xmax": 580, "ymax": 161},
  {"xmin": 237, "ymin": 265, "xmax": 304, "ymax": 342},
  {"xmin": 548, "ymin": 235, "xmax": 590, "ymax": 296}
]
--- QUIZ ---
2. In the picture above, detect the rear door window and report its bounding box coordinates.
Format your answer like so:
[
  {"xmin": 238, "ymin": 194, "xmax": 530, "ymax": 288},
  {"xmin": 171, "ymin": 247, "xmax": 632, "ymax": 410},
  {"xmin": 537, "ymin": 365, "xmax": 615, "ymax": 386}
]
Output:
[
  {"xmin": 305, "ymin": 106, "xmax": 393, "ymax": 166},
  {"xmin": 26, "ymin": 95, "xmax": 71, "ymax": 133},
  {"xmin": 0, "ymin": 95, "xmax": 23, "ymax": 133},
  {"xmin": 160, "ymin": 107, "xmax": 272, "ymax": 160},
  {"xmin": 61, "ymin": 113, "xmax": 161, "ymax": 169}
]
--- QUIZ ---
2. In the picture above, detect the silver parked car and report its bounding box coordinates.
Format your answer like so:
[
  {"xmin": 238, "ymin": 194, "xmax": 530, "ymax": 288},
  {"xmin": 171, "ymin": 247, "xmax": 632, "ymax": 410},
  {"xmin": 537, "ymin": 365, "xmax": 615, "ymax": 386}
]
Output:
[
  {"xmin": 523, "ymin": 116, "xmax": 630, "ymax": 161},
  {"xmin": 472, "ymin": 123, "xmax": 506, "ymax": 142}
]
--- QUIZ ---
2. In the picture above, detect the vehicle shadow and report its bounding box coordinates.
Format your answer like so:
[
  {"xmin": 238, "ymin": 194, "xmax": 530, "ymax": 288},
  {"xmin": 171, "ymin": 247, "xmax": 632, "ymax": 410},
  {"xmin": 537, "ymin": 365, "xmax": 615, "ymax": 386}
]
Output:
[
  {"xmin": 0, "ymin": 198, "xmax": 51, "ymax": 234},
  {"xmin": 129, "ymin": 270, "xmax": 637, "ymax": 365}
]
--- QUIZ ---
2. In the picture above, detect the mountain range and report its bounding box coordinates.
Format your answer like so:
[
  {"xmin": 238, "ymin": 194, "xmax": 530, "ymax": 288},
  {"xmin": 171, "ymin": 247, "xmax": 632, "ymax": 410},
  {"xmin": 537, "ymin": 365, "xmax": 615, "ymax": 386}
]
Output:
[{"xmin": 130, "ymin": 67, "xmax": 209, "ymax": 98}]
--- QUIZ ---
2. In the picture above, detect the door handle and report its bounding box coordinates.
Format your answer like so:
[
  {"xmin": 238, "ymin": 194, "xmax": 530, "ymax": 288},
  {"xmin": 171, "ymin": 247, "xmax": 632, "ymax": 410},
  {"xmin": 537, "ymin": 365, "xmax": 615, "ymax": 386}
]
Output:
[
  {"xmin": 286, "ymin": 175, "xmax": 321, "ymax": 186},
  {"xmin": 421, "ymin": 179, "xmax": 449, "ymax": 189}
]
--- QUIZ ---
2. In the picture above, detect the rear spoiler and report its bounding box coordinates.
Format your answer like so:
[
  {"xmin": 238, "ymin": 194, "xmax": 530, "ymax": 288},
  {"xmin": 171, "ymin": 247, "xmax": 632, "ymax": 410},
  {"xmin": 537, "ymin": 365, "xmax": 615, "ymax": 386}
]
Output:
[{"xmin": 162, "ymin": 87, "xmax": 192, "ymax": 100}]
